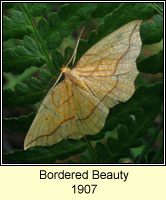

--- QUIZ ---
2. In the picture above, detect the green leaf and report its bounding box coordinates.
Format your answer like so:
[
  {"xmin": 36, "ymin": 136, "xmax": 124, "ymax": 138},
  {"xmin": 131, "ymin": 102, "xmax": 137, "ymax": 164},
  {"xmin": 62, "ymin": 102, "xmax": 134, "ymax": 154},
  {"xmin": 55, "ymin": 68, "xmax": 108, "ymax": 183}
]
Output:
[
  {"xmin": 23, "ymin": 35, "xmax": 40, "ymax": 54},
  {"xmin": 156, "ymin": 3, "xmax": 163, "ymax": 12},
  {"xmin": 95, "ymin": 142, "xmax": 110, "ymax": 163},
  {"xmin": 46, "ymin": 3, "xmax": 97, "ymax": 49},
  {"xmin": 107, "ymin": 137, "xmax": 130, "ymax": 158},
  {"xmin": 137, "ymin": 50, "xmax": 163, "ymax": 74},
  {"xmin": 92, "ymin": 3, "xmax": 121, "ymax": 18},
  {"xmin": 52, "ymin": 49, "xmax": 65, "ymax": 69},
  {"xmin": 64, "ymin": 47, "xmax": 74, "ymax": 65},
  {"xmin": 141, "ymin": 15, "xmax": 163, "ymax": 44},
  {"xmin": 3, "ymin": 70, "xmax": 52, "ymax": 107},
  {"xmin": 37, "ymin": 18, "xmax": 49, "ymax": 40},
  {"xmin": 46, "ymin": 31, "xmax": 62, "ymax": 50},
  {"xmin": 15, "ymin": 82, "xmax": 30, "ymax": 95},
  {"xmin": 39, "ymin": 69, "xmax": 52, "ymax": 84},
  {"xmin": 3, "ymin": 36, "xmax": 45, "ymax": 74},
  {"xmin": 3, "ymin": 112, "xmax": 36, "ymax": 132},
  {"xmin": 27, "ymin": 3, "xmax": 48, "ymax": 17},
  {"xmin": 77, "ymin": 3, "xmax": 155, "ymax": 61},
  {"xmin": 3, "ymin": 85, "xmax": 42, "ymax": 108},
  {"xmin": 26, "ymin": 77, "xmax": 43, "ymax": 90},
  {"xmin": 3, "ymin": 140, "xmax": 86, "ymax": 164},
  {"xmin": 80, "ymin": 154, "xmax": 94, "ymax": 163},
  {"xmin": 3, "ymin": 10, "xmax": 32, "ymax": 41},
  {"xmin": 117, "ymin": 125, "xmax": 131, "ymax": 144}
]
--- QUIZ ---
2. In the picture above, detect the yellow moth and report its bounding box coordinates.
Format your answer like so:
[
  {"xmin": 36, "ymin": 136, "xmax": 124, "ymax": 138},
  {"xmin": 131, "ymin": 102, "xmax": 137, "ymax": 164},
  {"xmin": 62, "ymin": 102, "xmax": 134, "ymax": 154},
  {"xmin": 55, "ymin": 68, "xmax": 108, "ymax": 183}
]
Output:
[{"xmin": 24, "ymin": 20, "xmax": 142, "ymax": 150}]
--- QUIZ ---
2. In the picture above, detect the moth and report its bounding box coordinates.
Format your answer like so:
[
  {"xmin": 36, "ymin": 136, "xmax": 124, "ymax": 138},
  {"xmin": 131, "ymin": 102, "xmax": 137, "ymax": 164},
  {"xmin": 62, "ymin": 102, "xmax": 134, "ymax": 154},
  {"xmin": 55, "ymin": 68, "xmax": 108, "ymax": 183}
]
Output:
[{"xmin": 24, "ymin": 20, "xmax": 142, "ymax": 150}]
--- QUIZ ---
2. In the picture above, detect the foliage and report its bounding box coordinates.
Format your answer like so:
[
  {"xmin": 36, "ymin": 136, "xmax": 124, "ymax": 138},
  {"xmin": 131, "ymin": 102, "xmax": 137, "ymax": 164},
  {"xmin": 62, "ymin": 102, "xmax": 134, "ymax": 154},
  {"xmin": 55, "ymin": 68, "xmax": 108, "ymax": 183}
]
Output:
[{"xmin": 3, "ymin": 2, "xmax": 163, "ymax": 164}]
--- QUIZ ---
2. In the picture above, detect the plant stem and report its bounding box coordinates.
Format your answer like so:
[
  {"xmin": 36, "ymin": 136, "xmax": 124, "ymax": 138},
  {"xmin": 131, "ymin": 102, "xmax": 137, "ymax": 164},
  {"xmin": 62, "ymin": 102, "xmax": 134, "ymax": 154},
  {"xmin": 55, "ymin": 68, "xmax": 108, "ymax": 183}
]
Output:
[
  {"xmin": 84, "ymin": 136, "xmax": 98, "ymax": 163},
  {"xmin": 19, "ymin": 3, "xmax": 56, "ymax": 75},
  {"xmin": 3, "ymin": 67, "xmax": 38, "ymax": 89},
  {"xmin": 150, "ymin": 143, "xmax": 163, "ymax": 163},
  {"xmin": 136, "ymin": 120, "xmax": 163, "ymax": 163},
  {"xmin": 151, "ymin": 3, "xmax": 163, "ymax": 15}
]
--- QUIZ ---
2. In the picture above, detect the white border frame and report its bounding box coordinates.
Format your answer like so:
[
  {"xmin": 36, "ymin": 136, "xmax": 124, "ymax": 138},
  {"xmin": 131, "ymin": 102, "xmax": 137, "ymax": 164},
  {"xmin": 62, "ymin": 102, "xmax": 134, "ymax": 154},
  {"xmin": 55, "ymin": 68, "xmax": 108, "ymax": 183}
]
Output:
[{"xmin": 1, "ymin": 0, "xmax": 165, "ymax": 166}]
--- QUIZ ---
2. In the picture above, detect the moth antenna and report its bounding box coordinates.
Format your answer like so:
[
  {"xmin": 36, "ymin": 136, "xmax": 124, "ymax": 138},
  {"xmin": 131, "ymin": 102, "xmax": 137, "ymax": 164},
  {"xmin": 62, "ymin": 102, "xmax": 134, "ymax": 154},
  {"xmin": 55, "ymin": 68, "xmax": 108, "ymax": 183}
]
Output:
[
  {"xmin": 53, "ymin": 71, "xmax": 63, "ymax": 87},
  {"xmin": 48, "ymin": 28, "xmax": 85, "ymax": 93},
  {"xmin": 66, "ymin": 27, "xmax": 85, "ymax": 67},
  {"xmin": 50, "ymin": 71, "xmax": 63, "ymax": 90}
]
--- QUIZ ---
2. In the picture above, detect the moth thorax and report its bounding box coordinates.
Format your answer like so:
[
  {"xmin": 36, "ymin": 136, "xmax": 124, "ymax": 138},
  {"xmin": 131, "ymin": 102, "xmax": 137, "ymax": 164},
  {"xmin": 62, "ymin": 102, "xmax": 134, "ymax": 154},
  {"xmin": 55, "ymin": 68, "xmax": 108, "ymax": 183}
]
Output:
[
  {"xmin": 61, "ymin": 66, "xmax": 70, "ymax": 73},
  {"xmin": 67, "ymin": 70, "xmax": 89, "ymax": 92}
]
